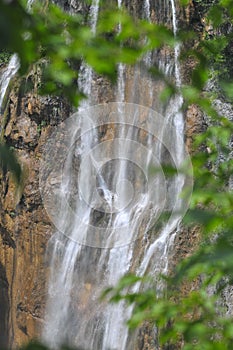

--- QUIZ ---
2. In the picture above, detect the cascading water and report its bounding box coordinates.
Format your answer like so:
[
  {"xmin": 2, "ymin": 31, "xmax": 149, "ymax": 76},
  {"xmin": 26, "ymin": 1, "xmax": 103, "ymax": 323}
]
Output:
[
  {"xmin": 0, "ymin": 54, "xmax": 20, "ymax": 113},
  {"xmin": 78, "ymin": 0, "xmax": 100, "ymax": 107},
  {"xmin": 117, "ymin": 0, "xmax": 125, "ymax": 103},
  {"xmin": 143, "ymin": 0, "xmax": 152, "ymax": 68},
  {"xmin": 41, "ymin": 1, "xmax": 191, "ymax": 349},
  {"xmin": 137, "ymin": 0, "xmax": 185, "ymax": 282},
  {"xmin": 0, "ymin": 0, "xmax": 34, "ymax": 113}
]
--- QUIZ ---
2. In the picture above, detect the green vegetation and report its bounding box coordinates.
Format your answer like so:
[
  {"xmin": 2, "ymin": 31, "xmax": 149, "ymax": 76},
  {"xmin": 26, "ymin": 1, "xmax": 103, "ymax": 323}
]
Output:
[
  {"xmin": 1, "ymin": 0, "xmax": 233, "ymax": 348},
  {"xmin": 0, "ymin": 50, "xmax": 11, "ymax": 65}
]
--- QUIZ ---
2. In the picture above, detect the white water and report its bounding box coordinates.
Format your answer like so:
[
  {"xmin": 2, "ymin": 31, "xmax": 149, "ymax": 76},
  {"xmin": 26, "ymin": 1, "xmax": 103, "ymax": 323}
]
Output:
[
  {"xmin": 143, "ymin": 0, "xmax": 152, "ymax": 67},
  {"xmin": 42, "ymin": 1, "xmax": 190, "ymax": 349},
  {"xmin": 117, "ymin": 0, "xmax": 125, "ymax": 103},
  {"xmin": 125, "ymin": 0, "xmax": 187, "ymax": 317},
  {"xmin": 0, "ymin": 54, "xmax": 20, "ymax": 112},
  {"xmin": 0, "ymin": 0, "xmax": 35, "ymax": 113},
  {"xmin": 144, "ymin": 0, "xmax": 150, "ymax": 19},
  {"xmin": 78, "ymin": 0, "xmax": 100, "ymax": 108},
  {"xmin": 170, "ymin": 0, "xmax": 182, "ymax": 88},
  {"xmin": 27, "ymin": 0, "xmax": 35, "ymax": 11}
]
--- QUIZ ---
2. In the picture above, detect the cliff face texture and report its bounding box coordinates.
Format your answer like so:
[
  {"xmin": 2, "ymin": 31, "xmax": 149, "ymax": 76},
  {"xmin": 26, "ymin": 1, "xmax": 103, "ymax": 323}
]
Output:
[
  {"xmin": 0, "ymin": 1, "xmax": 206, "ymax": 349},
  {"xmin": 0, "ymin": 78, "xmax": 72, "ymax": 348}
]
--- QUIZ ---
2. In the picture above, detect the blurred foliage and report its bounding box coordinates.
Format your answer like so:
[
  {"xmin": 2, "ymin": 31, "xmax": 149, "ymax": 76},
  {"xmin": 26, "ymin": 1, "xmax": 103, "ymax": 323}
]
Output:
[
  {"xmin": 0, "ymin": 0, "xmax": 233, "ymax": 349},
  {"xmin": 0, "ymin": 49, "xmax": 12, "ymax": 64}
]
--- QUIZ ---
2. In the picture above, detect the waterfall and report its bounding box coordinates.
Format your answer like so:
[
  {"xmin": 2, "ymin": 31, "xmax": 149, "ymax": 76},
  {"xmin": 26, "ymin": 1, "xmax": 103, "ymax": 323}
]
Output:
[
  {"xmin": 41, "ymin": 1, "xmax": 191, "ymax": 349},
  {"xmin": 0, "ymin": 54, "xmax": 19, "ymax": 113},
  {"xmin": 117, "ymin": 0, "xmax": 125, "ymax": 103},
  {"xmin": 78, "ymin": 0, "xmax": 100, "ymax": 108},
  {"xmin": 143, "ymin": 0, "xmax": 152, "ymax": 67},
  {"xmin": 27, "ymin": 0, "xmax": 35, "ymax": 11},
  {"xmin": 137, "ymin": 0, "xmax": 185, "ymax": 281},
  {"xmin": 0, "ymin": 0, "xmax": 35, "ymax": 114}
]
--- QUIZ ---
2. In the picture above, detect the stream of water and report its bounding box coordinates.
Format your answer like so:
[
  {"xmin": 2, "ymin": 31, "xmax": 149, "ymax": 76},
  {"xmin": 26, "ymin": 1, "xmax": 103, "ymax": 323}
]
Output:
[
  {"xmin": 0, "ymin": 0, "xmax": 35, "ymax": 113},
  {"xmin": 0, "ymin": 54, "xmax": 19, "ymax": 113},
  {"xmin": 39, "ymin": 0, "xmax": 191, "ymax": 349}
]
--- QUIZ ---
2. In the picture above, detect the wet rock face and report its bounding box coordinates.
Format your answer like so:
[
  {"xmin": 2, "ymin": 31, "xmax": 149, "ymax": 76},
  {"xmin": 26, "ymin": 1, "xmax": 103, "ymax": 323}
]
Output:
[
  {"xmin": 0, "ymin": 263, "xmax": 9, "ymax": 349},
  {"xmin": 52, "ymin": 0, "xmax": 89, "ymax": 15},
  {"xmin": 0, "ymin": 82, "xmax": 72, "ymax": 348},
  {"xmin": 185, "ymin": 103, "xmax": 206, "ymax": 152}
]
